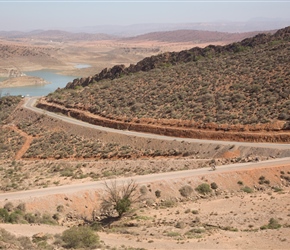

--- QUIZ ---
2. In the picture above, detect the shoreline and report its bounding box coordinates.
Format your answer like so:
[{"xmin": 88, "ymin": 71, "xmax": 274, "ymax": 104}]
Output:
[{"xmin": 0, "ymin": 76, "xmax": 50, "ymax": 88}]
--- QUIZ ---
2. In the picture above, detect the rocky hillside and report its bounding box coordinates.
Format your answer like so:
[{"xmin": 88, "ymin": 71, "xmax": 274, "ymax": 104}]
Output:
[
  {"xmin": 0, "ymin": 96, "xmax": 22, "ymax": 123},
  {"xmin": 0, "ymin": 41, "xmax": 62, "ymax": 71},
  {"xmin": 65, "ymin": 26, "xmax": 289, "ymax": 90},
  {"xmin": 39, "ymin": 26, "xmax": 290, "ymax": 141}
]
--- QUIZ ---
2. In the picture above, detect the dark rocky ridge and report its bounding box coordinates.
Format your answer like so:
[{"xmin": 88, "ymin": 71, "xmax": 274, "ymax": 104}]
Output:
[{"xmin": 65, "ymin": 26, "xmax": 290, "ymax": 90}]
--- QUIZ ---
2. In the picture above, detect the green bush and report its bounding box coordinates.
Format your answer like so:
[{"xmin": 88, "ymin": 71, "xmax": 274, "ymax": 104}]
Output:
[
  {"xmin": 260, "ymin": 218, "xmax": 281, "ymax": 230},
  {"xmin": 61, "ymin": 226, "xmax": 99, "ymax": 249},
  {"xmin": 8, "ymin": 211, "xmax": 22, "ymax": 224},
  {"xmin": 115, "ymin": 197, "xmax": 131, "ymax": 217},
  {"xmin": 241, "ymin": 186, "xmax": 254, "ymax": 193},
  {"xmin": 0, "ymin": 228, "xmax": 34, "ymax": 250},
  {"xmin": 161, "ymin": 199, "xmax": 176, "ymax": 208},
  {"xmin": 0, "ymin": 208, "xmax": 9, "ymax": 222},
  {"xmin": 268, "ymin": 218, "xmax": 281, "ymax": 229},
  {"xmin": 195, "ymin": 183, "xmax": 212, "ymax": 195},
  {"xmin": 272, "ymin": 186, "xmax": 283, "ymax": 192}
]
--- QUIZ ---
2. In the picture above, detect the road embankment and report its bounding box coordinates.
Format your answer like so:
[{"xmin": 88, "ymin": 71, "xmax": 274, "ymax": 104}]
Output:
[
  {"xmin": 0, "ymin": 161, "xmax": 289, "ymax": 219},
  {"xmin": 36, "ymin": 99, "xmax": 290, "ymax": 143}
]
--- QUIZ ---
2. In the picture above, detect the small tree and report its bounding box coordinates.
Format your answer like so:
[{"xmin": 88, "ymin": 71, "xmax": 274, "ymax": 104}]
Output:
[{"xmin": 101, "ymin": 179, "xmax": 141, "ymax": 218}]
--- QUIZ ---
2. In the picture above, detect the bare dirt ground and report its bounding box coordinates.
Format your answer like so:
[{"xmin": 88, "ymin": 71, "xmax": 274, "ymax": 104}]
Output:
[
  {"xmin": 1, "ymin": 164, "xmax": 290, "ymax": 249},
  {"xmin": 1, "ymin": 102, "xmax": 290, "ymax": 249}
]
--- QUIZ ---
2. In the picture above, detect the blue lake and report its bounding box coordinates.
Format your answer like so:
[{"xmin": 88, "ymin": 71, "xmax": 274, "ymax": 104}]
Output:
[{"xmin": 0, "ymin": 70, "xmax": 77, "ymax": 97}]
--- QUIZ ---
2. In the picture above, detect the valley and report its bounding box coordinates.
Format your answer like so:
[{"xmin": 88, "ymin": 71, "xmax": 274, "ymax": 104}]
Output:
[{"xmin": 0, "ymin": 26, "xmax": 289, "ymax": 250}]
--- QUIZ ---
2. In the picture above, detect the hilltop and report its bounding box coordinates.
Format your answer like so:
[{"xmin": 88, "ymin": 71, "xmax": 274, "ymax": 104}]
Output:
[{"xmin": 36, "ymin": 26, "xmax": 290, "ymax": 142}]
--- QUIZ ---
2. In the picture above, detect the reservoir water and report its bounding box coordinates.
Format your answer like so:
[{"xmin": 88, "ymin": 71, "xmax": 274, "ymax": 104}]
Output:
[{"xmin": 0, "ymin": 70, "xmax": 77, "ymax": 97}]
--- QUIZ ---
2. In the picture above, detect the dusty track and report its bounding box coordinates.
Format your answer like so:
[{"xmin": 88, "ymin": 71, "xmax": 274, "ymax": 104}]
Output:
[
  {"xmin": 25, "ymin": 97, "xmax": 290, "ymax": 150},
  {"xmin": 4, "ymin": 124, "xmax": 34, "ymax": 160},
  {"xmin": 36, "ymin": 97, "xmax": 290, "ymax": 143},
  {"xmin": 0, "ymin": 157, "xmax": 289, "ymax": 202}
]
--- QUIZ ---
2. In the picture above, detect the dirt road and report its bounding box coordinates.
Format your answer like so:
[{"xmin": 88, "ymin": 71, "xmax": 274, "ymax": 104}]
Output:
[
  {"xmin": 24, "ymin": 97, "xmax": 290, "ymax": 150},
  {"xmin": 0, "ymin": 96, "xmax": 284, "ymax": 203},
  {"xmin": 1, "ymin": 157, "xmax": 289, "ymax": 202}
]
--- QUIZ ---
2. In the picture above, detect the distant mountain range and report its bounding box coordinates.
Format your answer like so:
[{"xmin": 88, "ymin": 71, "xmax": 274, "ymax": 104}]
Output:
[
  {"xmin": 68, "ymin": 19, "xmax": 290, "ymax": 36},
  {"xmin": 0, "ymin": 30, "xmax": 116, "ymax": 41},
  {"xmin": 0, "ymin": 28, "xmax": 275, "ymax": 44},
  {"xmin": 1, "ymin": 19, "xmax": 289, "ymax": 39}
]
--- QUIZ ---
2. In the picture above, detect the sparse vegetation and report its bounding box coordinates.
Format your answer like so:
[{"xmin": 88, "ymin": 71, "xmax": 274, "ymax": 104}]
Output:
[
  {"xmin": 0, "ymin": 27, "xmax": 290, "ymax": 250},
  {"xmin": 179, "ymin": 185, "xmax": 193, "ymax": 197},
  {"xmin": 260, "ymin": 218, "xmax": 281, "ymax": 230},
  {"xmin": 61, "ymin": 226, "xmax": 100, "ymax": 249},
  {"xmin": 241, "ymin": 186, "xmax": 254, "ymax": 193},
  {"xmin": 43, "ymin": 27, "xmax": 290, "ymax": 133},
  {"xmin": 195, "ymin": 183, "xmax": 212, "ymax": 195},
  {"xmin": 155, "ymin": 190, "xmax": 161, "ymax": 198},
  {"xmin": 101, "ymin": 180, "xmax": 141, "ymax": 218},
  {"xmin": 0, "ymin": 96, "xmax": 22, "ymax": 123},
  {"xmin": 210, "ymin": 182, "xmax": 218, "ymax": 190},
  {"xmin": 191, "ymin": 210, "xmax": 199, "ymax": 215},
  {"xmin": 0, "ymin": 203, "xmax": 57, "ymax": 225},
  {"xmin": 259, "ymin": 176, "xmax": 270, "ymax": 185},
  {"xmin": 0, "ymin": 228, "xmax": 35, "ymax": 249}
]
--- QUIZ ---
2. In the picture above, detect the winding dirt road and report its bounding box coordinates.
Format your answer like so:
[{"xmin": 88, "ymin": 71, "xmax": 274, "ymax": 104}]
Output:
[
  {"xmin": 24, "ymin": 97, "xmax": 290, "ymax": 150},
  {"xmin": 1, "ymin": 97, "xmax": 288, "ymax": 203}
]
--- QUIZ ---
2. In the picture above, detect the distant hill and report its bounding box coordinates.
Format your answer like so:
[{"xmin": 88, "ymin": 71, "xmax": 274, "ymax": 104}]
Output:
[
  {"xmin": 0, "ymin": 29, "xmax": 267, "ymax": 44},
  {"xmin": 38, "ymin": 26, "xmax": 290, "ymax": 141},
  {"xmin": 123, "ymin": 30, "xmax": 272, "ymax": 43},
  {"xmin": 0, "ymin": 30, "xmax": 116, "ymax": 42},
  {"xmin": 0, "ymin": 41, "xmax": 61, "ymax": 71},
  {"xmin": 70, "ymin": 20, "xmax": 290, "ymax": 36}
]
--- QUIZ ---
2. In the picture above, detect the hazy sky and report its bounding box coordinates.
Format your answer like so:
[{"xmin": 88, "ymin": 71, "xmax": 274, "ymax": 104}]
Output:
[{"xmin": 1, "ymin": 0, "xmax": 290, "ymax": 31}]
